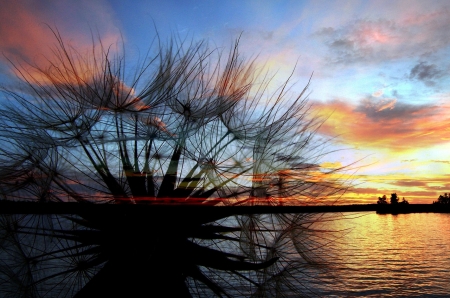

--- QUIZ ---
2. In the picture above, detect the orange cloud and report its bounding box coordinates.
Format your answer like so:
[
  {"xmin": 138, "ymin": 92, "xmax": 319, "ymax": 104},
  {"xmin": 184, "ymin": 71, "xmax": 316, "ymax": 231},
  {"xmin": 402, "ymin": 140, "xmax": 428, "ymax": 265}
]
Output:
[
  {"xmin": 0, "ymin": 0, "xmax": 121, "ymax": 83},
  {"xmin": 314, "ymin": 98, "xmax": 450, "ymax": 151}
]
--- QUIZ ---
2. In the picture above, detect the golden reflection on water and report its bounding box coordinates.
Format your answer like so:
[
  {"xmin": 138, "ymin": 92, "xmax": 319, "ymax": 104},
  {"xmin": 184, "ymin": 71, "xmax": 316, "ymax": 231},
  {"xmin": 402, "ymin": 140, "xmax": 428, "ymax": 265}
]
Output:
[{"xmin": 323, "ymin": 213, "xmax": 450, "ymax": 297}]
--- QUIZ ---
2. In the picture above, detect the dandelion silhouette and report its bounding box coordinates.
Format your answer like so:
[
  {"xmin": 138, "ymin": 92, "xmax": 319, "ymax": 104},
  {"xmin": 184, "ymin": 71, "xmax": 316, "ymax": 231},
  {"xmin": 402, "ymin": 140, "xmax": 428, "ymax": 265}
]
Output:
[{"xmin": 0, "ymin": 29, "xmax": 349, "ymax": 297}]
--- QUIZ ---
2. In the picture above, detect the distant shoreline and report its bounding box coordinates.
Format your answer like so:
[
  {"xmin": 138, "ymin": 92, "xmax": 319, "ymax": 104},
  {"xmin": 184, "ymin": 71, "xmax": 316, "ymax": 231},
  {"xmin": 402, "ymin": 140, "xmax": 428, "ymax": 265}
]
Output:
[{"xmin": 0, "ymin": 201, "xmax": 449, "ymax": 215}]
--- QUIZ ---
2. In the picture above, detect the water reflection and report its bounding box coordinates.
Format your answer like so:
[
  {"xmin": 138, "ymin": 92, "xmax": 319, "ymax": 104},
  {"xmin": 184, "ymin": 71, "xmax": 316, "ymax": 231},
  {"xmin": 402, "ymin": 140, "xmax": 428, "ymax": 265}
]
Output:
[
  {"xmin": 319, "ymin": 213, "xmax": 450, "ymax": 297},
  {"xmin": 1, "ymin": 211, "xmax": 449, "ymax": 296}
]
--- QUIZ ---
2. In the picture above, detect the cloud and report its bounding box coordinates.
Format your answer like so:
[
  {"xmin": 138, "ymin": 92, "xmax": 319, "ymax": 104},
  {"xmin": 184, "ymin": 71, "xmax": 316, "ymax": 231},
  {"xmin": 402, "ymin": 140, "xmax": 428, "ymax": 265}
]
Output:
[
  {"xmin": 409, "ymin": 62, "xmax": 445, "ymax": 86},
  {"xmin": 392, "ymin": 180, "xmax": 428, "ymax": 187},
  {"xmin": 351, "ymin": 187, "xmax": 385, "ymax": 196},
  {"xmin": 0, "ymin": 0, "xmax": 121, "ymax": 83},
  {"xmin": 430, "ymin": 160, "xmax": 450, "ymax": 164},
  {"xmin": 354, "ymin": 97, "xmax": 425, "ymax": 121},
  {"xmin": 375, "ymin": 98, "xmax": 396, "ymax": 112},
  {"xmin": 314, "ymin": 96, "xmax": 450, "ymax": 150},
  {"xmin": 372, "ymin": 89, "xmax": 384, "ymax": 97},
  {"xmin": 313, "ymin": 6, "xmax": 450, "ymax": 66}
]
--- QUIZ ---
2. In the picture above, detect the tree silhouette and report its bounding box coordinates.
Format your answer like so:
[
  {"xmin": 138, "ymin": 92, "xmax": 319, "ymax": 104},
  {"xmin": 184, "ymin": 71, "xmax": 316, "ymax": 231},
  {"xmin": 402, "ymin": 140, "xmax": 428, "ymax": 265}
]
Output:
[
  {"xmin": 0, "ymin": 30, "xmax": 349, "ymax": 297},
  {"xmin": 399, "ymin": 197, "xmax": 409, "ymax": 204},
  {"xmin": 390, "ymin": 193, "xmax": 399, "ymax": 205},
  {"xmin": 434, "ymin": 193, "xmax": 450, "ymax": 204},
  {"xmin": 377, "ymin": 195, "xmax": 388, "ymax": 204},
  {"xmin": 377, "ymin": 193, "xmax": 408, "ymax": 205}
]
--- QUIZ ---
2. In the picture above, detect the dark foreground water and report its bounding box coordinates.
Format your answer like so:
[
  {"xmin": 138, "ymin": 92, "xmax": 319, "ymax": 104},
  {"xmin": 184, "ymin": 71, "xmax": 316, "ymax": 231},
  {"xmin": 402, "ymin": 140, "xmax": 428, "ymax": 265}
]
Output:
[
  {"xmin": 0, "ymin": 212, "xmax": 449, "ymax": 297},
  {"xmin": 314, "ymin": 212, "xmax": 450, "ymax": 297}
]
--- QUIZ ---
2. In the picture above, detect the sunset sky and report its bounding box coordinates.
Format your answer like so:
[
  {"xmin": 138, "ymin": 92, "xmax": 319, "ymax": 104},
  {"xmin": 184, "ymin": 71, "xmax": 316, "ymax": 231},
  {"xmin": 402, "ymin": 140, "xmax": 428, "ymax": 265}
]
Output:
[{"xmin": 1, "ymin": 0, "xmax": 450, "ymax": 204}]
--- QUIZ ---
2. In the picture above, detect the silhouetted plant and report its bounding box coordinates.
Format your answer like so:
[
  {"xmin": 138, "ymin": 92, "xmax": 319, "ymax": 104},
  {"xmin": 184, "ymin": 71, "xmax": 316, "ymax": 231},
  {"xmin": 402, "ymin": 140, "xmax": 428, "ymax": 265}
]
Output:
[
  {"xmin": 433, "ymin": 193, "xmax": 450, "ymax": 204},
  {"xmin": 378, "ymin": 193, "xmax": 408, "ymax": 205},
  {"xmin": 377, "ymin": 195, "xmax": 388, "ymax": 204},
  {"xmin": 390, "ymin": 193, "xmax": 399, "ymax": 205},
  {"xmin": 0, "ymin": 29, "xmax": 349, "ymax": 297},
  {"xmin": 399, "ymin": 197, "xmax": 409, "ymax": 204}
]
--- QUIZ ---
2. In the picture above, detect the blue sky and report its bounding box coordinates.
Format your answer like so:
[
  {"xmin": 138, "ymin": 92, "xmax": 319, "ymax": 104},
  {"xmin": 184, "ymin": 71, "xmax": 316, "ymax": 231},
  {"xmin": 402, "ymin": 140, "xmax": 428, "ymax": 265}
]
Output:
[{"xmin": 1, "ymin": 0, "xmax": 450, "ymax": 203}]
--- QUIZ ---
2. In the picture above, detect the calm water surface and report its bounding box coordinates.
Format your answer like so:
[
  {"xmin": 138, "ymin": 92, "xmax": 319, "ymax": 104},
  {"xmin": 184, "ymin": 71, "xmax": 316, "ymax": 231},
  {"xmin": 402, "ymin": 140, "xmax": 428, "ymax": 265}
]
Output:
[
  {"xmin": 316, "ymin": 212, "xmax": 450, "ymax": 297},
  {"xmin": 1, "ymin": 212, "xmax": 449, "ymax": 297}
]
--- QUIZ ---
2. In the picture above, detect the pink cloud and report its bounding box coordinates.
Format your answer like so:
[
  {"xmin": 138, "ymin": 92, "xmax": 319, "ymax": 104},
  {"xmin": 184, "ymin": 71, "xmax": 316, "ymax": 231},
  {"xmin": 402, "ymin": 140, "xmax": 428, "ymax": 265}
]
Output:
[
  {"xmin": 315, "ymin": 6, "xmax": 450, "ymax": 65},
  {"xmin": 0, "ymin": 1, "xmax": 121, "ymax": 81}
]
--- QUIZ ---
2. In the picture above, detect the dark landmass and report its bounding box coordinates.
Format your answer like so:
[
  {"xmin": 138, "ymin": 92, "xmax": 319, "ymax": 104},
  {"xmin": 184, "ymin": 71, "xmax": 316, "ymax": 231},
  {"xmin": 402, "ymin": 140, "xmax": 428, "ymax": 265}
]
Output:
[
  {"xmin": 374, "ymin": 203, "xmax": 450, "ymax": 214},
  {"xmin": 0, "ymin": 201, "xmax": 449, "ymax": 216}
]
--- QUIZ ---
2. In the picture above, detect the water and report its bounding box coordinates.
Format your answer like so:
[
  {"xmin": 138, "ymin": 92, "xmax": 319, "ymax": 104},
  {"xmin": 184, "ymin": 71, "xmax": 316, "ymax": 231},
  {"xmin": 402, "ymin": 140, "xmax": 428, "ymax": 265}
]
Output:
[
  {"xmin": 316, "ymin": 212, "xmax": 450, "ymax": 297},
  {"xmin": 1, "ymin": 212, "xmax": 449, "ymax": 297}
]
